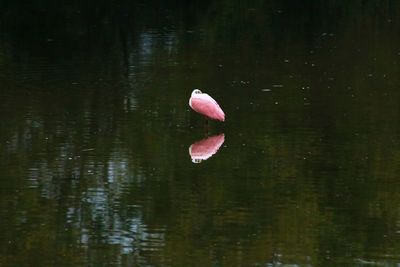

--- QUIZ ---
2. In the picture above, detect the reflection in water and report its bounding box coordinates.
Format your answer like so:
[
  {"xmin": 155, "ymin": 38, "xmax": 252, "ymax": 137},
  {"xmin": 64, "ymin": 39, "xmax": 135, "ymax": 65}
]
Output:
[{"xmin": 189, "ymin": 134, "xmax": 225, "ymax": 163}]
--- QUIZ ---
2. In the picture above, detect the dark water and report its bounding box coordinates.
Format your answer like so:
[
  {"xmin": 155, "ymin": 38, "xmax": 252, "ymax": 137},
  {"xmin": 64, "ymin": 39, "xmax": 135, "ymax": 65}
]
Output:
[{"xmin": 2, "ymin": 1, "xmax": 400, "ymax": 266}]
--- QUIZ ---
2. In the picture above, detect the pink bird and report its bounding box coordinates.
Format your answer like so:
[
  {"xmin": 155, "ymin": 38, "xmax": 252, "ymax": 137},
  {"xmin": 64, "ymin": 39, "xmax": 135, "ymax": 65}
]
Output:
[{"xmin": 189, "ymin": 89, "xmax": 225, "ymax": 121}]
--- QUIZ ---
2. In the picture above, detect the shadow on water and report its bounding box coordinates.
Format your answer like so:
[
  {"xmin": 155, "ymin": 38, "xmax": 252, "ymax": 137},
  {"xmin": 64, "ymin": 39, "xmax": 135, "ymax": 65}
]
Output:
[{"xmin": 1, "ymin": 1, "xmax": 400, "ymax": 266}]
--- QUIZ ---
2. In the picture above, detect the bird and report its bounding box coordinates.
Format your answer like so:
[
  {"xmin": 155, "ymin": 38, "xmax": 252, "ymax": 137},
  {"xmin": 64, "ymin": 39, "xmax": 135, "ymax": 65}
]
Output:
[{"xmin": 189, "ymin": 89, "xmax": 225, "ymax": 121}]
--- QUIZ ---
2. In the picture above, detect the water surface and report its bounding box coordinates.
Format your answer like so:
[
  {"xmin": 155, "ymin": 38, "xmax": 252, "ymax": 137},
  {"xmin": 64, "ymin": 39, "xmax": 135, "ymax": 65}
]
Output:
[{"xmin": 1, "ymin": 1, "xmax": 400, "ymax": 266}]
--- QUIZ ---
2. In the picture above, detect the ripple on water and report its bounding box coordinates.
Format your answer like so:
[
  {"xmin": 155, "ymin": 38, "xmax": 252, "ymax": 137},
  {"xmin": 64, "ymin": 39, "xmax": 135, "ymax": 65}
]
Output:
[{"xmin": 139, "ymin": 226, "xmax": 166, "ymax": 251}]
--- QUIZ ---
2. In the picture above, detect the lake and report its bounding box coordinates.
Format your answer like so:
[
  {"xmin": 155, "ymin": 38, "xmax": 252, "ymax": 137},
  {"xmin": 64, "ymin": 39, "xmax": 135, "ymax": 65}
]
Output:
[{"xmin": 1, "ymin": 1, "xmax": 400, "ymax": 266}]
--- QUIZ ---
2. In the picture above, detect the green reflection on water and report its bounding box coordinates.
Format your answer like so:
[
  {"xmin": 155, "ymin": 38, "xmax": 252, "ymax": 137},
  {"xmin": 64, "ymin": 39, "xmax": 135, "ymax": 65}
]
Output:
[{"xmin": 1, "ymin": 1, "xmax": 400, "ymax": 266}]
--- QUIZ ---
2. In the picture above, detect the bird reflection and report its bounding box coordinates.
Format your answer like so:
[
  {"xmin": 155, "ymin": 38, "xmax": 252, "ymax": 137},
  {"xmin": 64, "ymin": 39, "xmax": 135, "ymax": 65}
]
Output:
[{"xmin": 189, "ymin": 133, "xmax": 225, "ymax": 163}]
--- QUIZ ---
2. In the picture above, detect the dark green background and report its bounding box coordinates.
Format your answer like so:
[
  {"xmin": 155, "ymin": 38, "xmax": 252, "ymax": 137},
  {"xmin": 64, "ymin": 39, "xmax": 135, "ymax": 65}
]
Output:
[{"xmin": 1, "ymin": 1, "xmax": 400, "ymax": 266}]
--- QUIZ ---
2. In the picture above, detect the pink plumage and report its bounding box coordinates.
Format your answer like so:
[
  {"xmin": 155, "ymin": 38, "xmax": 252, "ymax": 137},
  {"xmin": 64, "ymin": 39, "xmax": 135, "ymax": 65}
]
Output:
[{"xmin": 189, "ymin": 89, "xmax": 225, "ymax": 121}]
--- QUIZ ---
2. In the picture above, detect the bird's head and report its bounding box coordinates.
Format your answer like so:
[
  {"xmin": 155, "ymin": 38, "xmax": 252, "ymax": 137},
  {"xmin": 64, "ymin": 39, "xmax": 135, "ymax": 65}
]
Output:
[{"xmin": 191, "ymin": 89, "xmax": 202, "ymax": 96}]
